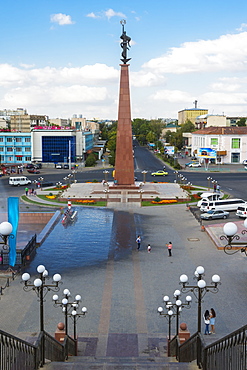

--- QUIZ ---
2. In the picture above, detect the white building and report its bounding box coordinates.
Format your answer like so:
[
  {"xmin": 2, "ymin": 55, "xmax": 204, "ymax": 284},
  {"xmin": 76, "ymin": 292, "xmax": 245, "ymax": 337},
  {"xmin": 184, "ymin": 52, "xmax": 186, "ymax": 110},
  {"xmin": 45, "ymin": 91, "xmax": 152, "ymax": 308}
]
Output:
[
  {"xmin": 195, "ymin": 114, "xmax": 227, "ymax": 130},
  {"xmin": 191, "ymin": 127, "xmax": 247, "ymax": 164}
]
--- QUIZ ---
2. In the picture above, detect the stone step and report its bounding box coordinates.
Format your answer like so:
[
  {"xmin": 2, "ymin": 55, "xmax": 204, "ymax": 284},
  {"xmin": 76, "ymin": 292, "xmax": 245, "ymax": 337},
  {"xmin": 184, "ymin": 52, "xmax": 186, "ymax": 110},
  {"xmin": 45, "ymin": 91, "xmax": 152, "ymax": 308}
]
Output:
[{"xmin": 43, "ymin": 356, "xmax": 199, "ymax": 369}]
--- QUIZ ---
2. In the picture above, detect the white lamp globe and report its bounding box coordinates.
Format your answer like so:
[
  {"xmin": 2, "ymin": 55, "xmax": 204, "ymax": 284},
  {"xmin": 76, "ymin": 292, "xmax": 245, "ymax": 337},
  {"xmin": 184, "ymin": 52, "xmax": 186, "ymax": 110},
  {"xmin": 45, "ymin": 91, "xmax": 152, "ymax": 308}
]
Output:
[
  {"xmin": 168, "ymin": 310, "xmax": 173, "ymax": 316},
  {"xmin": 174, "ymin": 290, "xmax": 181, "ymax": 297},
  {"xmin": 176, "ymin": 300, "xmax": 182, "ymax": 306},
  {"xmin": 196, "ymin": 266, "xmax": 205, "ymax": 275},
  {"xmin": 53, "ymin": 294, "xmax": 59, "ymax": 301},
  {"xmin": 22, "ymin": 273, "xmax": 30, "ymax": 281},
  {"xmin": 0, "ymin": 221, "xmax": 13, "ymax": 236},
  {"xmin": 62, "ymin": 298, "xmax": 68, "ymax": 305},
  {"xmin": 158, "ymin": 307, "xmax": 164, "ymax": 313},
  {"xmin": 34, "ymin": 278, "xmax": 42, "ymax": 287},
  {"xmin": 244, "ymin": 218, "xmax": 247, "ymax": 229},
  {"xmin": 186, "ymin": 295, "xmax": 192, "ymax": 302},
  {"xmin": 72, "ymin": 310, "xmax": 77, "ymax": 316},
  {"xmin": 82, "ymin": 307, "xmax": 87, "ymax": 313},
  {"xmin": 197, "ymin": 280, "xmax": 206, "ymax": 289},
  {"xmin": 43, "ymin": 270, "xmax": 48, "ymax": 277},
  {"xmin": 53, "ymin": 274, "xmax": 61, "ymax": 282},
  {"xmin": 37, "ymin": 265, "xmax": 45, "ymax": 274},
  {"xmin": 75, "ymin": 295, "xmax": 81, "ymax": 301},
  {"xmin": 63, "ymin": 289, "xmax": 70, "ymax": 296},
  {"xmin": 212, "ymin": 274, "xmax": 220, "ymax": 283},
  {"xmin": 223, "ymin": 222, "xmax": 238, "ymax": 237},
  {"xmin": 163, "ymin": 295, "xmax": 169, "ymax": 302},
  {"xmin": 180, "ymin": 274, "xmax": 188, "ymax": 283}
]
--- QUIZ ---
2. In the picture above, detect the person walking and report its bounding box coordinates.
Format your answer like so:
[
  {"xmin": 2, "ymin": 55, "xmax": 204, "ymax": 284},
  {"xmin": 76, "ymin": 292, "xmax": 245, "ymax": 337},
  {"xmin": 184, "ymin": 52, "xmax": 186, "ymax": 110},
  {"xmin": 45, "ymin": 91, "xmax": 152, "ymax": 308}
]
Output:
[
  {"xmin": 204, "ymin": 310, "xmax": 210, "ymax": 335},
  {"xmin": 210, "ymin": 308, "xmax": 216, "ymax": 334},
  {"xmin": 166, "ymin": 241, "xmax": 173, "ymax": 257},
  {"xmin": 25, "ymin": 187, "xmax": 29, "ymax": 196},
  {"xmin": 136, "ymin": 236, "xmax": 141, "ymax": 250},
  {"xmin": 147, "ymin": 244, "xmax": 151, "ymax": 253}
]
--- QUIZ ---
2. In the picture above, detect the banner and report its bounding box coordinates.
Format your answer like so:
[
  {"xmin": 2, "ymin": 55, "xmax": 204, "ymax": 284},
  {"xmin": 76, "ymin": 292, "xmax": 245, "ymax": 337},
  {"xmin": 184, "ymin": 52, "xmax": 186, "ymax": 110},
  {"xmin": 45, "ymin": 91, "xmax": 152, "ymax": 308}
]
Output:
[
  {"xmin": 198, "ymin": 148, "xmax": 217, "ymax": 158},
  {"xmin": 8, "ymin": 197, "xmax": 19, "ymax": 267}
]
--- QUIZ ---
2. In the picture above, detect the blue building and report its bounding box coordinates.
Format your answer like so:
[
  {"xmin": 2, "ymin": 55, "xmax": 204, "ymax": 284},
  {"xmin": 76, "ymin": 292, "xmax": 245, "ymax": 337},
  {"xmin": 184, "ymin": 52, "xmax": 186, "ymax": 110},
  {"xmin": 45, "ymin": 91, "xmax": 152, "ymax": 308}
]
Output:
[{"xmin": 0, "ymin": 132, "xmax": 32, "ymax": 165}]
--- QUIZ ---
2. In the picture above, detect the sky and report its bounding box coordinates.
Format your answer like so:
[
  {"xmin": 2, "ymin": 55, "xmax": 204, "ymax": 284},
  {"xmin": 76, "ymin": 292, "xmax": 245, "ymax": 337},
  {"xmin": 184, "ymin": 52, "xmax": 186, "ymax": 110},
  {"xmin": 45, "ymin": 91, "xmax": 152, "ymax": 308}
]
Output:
[{"xmin": 1, "ymin": 0, "xmax": 247, "ymax": 120}]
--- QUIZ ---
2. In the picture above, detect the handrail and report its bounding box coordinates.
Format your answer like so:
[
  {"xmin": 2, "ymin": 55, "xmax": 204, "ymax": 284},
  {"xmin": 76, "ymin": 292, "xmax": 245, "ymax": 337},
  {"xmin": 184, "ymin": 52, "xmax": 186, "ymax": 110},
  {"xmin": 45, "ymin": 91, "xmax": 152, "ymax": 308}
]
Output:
[
  {"xmin": 0, "ymin": 328, "xmax": 77, "ymax": 369},
  {"xmin": 169, "ymin": 335, "xmax": 180, "ymax": 357}
]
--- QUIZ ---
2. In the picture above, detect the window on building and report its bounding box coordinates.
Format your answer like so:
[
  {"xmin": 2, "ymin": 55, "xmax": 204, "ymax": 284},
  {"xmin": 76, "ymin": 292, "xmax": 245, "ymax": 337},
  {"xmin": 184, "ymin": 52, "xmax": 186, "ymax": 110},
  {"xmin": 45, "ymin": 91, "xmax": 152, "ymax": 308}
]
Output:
[
  {"xmin": 8, "ymin": 156, "xmax": 13, "ymax": 161},
  {"xmin": 15, "ymin": 138, "xmax": 22, "ymax": 142},
  {"xmin": 6, "ymin": 138, "xmax": 12, "ymax": 142},
  {"xmin": 25, "ymin": 147, "xmax": 31, "ymax": 152},
  {"xmin": 16, "ymin": 157, "xmax": 23, "ymax": 162},
  {"xmin": 25, "ymin": 138, "xmax": 31, "ymax": 142},
  {"xmin": 7, "ymin": 147, "xmax": 13, "ymax": 152},
  {"xmin": 0, "ymin": 147, "xmax": 3, "ymax": 151},
  {"xmin": 232, "ymin": 138, "xmax": 240, "ymax": 149},
  {"xmin": 211, "ymin": 138, "xmax": 218, "ymax": 146},
  {"xmin": 16, "ymin": 147, "xmax": 22, "ymax": 152},
  {"xmin": 0, "ymin": 138, "xmax": 3, "ymax": 142},
  {"xmin": 25, "ymin": 156, "xmax": 31, "ymax": 161}
]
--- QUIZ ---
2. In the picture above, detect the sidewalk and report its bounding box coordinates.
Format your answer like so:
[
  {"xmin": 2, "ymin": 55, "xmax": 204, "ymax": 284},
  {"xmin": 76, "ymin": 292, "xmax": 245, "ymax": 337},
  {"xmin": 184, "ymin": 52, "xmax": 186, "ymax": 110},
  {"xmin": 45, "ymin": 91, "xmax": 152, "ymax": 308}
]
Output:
[{"xmin": 176, "ymin": 156, "xmax": 247, "ymax": 172}]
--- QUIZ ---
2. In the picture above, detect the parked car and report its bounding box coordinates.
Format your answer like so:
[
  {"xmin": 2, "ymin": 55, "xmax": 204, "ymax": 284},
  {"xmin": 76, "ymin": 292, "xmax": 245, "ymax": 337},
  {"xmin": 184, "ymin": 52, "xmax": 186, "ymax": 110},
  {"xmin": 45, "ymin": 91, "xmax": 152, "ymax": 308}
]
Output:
[
  {"xmin": 63, "ymin": 164, "xmax": 69, "ymax": 169},
  {"xmin": 32, "ymin": 162, "xmax": 42, "ymax": 169},
  {"xmin": 27, "ymin": 168, "xmax": 40, "ymax": 174},
  {"xmin": 26, "ymin": 164, "xmax": 35, "ymax": 169},
  {"xmin": 151, "ymin": 170, "xmax": 168, "ymax": 176},
  {"xmin": 242, "ymin": 159, "xmax": 247, "ymax": 165},
  {"xmin": 186, "ymin": 161, "xmax": 201, "ymax": 168},
  {"xmin": 55, "ymin": 164, "xmax": 63, "ymax": 169},
  {"xmin": 200, "ymin": 209, "xmax": 229, "ymax": 220}
]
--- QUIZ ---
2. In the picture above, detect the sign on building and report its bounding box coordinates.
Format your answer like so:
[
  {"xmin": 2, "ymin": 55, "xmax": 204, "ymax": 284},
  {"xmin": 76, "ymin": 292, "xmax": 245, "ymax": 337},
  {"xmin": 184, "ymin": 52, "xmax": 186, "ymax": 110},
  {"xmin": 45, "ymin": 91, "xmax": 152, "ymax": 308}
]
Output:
[{"xmin": 198, "ymin": 148, "xmax": 216, "ymax": 158}]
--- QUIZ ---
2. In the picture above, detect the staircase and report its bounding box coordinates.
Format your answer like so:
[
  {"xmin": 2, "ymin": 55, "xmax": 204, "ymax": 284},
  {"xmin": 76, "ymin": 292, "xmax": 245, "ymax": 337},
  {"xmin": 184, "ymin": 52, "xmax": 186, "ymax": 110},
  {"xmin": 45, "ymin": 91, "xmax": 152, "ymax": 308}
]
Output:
[{"xmin": 44, "ymin": 356, "xmax": 198, "ymax": 369}]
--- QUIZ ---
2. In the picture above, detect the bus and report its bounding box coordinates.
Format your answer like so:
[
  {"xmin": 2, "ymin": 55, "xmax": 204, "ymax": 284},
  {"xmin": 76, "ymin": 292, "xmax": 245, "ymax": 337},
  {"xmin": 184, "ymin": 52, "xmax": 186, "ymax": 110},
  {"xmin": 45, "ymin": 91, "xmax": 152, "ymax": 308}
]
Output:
[{"xmin": 200, "ymin": 199, "xmax": 246, "ymax": 212}]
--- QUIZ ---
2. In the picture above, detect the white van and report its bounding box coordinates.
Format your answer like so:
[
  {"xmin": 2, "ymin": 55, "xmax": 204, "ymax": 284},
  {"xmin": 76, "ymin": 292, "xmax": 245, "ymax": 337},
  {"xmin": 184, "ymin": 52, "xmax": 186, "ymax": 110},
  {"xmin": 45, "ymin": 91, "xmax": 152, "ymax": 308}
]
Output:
[
  {"xmin": 9, "ymin": 176, "xmax": 31, "ymax": 186},
  {"xmin": 197, "ymin": 192, "xmax": 223, "ymax": 207},
  {"xmin": 236, "ymin": 204, "xmax": 247, "ymax": 218},
  {"xmin": 200, "ymin": 199, "xmax": 246, "ymax": 212}
]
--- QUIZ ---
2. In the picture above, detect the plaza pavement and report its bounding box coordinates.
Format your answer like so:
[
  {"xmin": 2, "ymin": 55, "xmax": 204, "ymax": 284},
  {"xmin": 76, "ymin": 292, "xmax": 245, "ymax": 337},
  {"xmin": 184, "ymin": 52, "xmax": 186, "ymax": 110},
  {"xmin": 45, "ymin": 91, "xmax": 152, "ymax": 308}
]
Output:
[{"xmin": 0, "ymin": 183, "xmax": 246, "ymax": 364}]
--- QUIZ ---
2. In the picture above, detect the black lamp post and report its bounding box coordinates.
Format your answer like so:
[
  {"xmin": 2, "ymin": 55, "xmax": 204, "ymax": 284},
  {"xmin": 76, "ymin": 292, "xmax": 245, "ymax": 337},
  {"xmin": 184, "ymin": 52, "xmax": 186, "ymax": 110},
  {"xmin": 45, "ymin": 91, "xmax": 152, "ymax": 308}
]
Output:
[
  {"xmin": 0, "ymin": 221, "xmax": 13, "ymax": 251},
  {"xmin": 220, "ymin": 219, "xmax": 247, "ymax": 255},
  {"xmin": 22, "ymin": 265, "xmax": 62, "ymax": 367},
  {"xmin": 179, "ymin": 266, "xmax": 220, "ymax": 333},
  {"xmin": 157, "ymin": 306, "xmax": 175, "ymax": 356}
]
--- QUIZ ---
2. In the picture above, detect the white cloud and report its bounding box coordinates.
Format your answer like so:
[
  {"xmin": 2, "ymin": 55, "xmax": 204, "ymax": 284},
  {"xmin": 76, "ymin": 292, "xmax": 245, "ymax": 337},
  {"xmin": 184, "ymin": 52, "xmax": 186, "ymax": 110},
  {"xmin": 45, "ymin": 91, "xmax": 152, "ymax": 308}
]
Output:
[
  {"xmin": 143, "ymin": 32, "xmax": 247, "ymax": 74},
  {"xmin": 151, "ymin": 89, "xmax": 193, "ymax": 103},
  {"xmin": 130, "ymin": 71, "xmax": 165, "ymax": 87},
  {"xmin": 86, "ymin": 12, "xmax": 100, "ymax": 19},
  {"xmin": 50, "ymin": 13, "xmax": 75, "ymax": 26},
  {"xmin": 202, "ymin": 92, "xmax": 247, "ymax": 105},
  {"xmin": 104, "ymin": 9, "xmax": 126, "ymax": 19},
  {"xmin": 236, "ymin": 23, "xmax": 247, "ymax": 31}
]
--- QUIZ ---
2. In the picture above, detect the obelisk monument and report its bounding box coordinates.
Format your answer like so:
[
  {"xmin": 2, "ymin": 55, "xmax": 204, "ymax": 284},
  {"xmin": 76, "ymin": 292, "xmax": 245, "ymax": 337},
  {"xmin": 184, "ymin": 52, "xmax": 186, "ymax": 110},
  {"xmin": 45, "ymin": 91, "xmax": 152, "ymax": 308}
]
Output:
[{"xmin": 114, "ymin": 20, "xmax": 135, "ymax": 185}]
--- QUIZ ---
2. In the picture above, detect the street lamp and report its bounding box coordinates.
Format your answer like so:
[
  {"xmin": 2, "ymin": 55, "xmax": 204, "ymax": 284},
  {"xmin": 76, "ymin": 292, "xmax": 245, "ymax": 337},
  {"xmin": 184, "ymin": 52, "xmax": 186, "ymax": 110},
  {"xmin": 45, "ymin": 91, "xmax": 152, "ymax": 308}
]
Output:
[
  {"xmin": 38, "ymin": 177, "xmax": 44, "ymax": 190},
  {"xmin": 53, "ymin": 290, "xmax": 87, "ymax": 343},
  {"xmin": 138, "ymin": 189, "xmax": 144, "ymax": 204},
  {"xmin": 174, "ymin": 171, "xmax": 178, "ymax": 183},
  {"xmin": 0, "ymin": 221, "xmax": 13, "ymax": 250},
  {"xmin": 103, "ymin": 170, "xmax": 109, "ymax": 183},
  {"xmin": 72, "ymin": 170, "xmax": 77, "ymax": 183},
  {"xmin": 207, "ymin": 177, "xmax": 212, "ymax": 190},
  {"xmin": 220, "ymin": 219, "xmax": 247, "ymax": 255},
  {"xmin": 179, "ymin": 266, "xmax": 220, "ymax": 333},
  {"xmin": 104, "ymin": 189, "xmax": 109, "ymax": 202},
  {"xmin": 157, "ymin": 306, "xmax": 174, "ymax": 356},
  {"xmin": 141, "ymin": 170, "xmax": 147, "ymax": 183},
  {"xmin": 22, "ymin": 265, "xmax": 62, "ymax": 366}
]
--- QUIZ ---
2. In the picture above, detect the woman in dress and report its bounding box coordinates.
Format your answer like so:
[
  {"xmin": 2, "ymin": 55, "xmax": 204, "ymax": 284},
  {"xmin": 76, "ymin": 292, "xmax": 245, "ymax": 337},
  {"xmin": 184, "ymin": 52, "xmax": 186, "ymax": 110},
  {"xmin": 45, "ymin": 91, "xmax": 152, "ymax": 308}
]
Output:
[{"xmin": 210, "ymin": 308, "xmax": 216, "ymax": 334}]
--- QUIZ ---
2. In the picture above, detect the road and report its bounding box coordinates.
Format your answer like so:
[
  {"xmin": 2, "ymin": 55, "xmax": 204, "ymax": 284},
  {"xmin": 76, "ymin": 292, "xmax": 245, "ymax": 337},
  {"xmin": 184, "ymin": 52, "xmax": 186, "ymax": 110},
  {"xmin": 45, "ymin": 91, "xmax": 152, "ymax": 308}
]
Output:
[{"xmin": 0, "ymin": 142, "xmax": 247, "ymax": 202}]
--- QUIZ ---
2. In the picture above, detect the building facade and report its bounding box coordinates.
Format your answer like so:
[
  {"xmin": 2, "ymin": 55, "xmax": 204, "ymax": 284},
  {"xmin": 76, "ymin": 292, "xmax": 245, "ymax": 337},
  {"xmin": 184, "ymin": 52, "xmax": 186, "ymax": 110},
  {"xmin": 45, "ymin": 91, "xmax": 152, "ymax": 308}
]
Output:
[
  {"xmin": 0, "ymin": 132, "xmax": 31, "ymax": 165},
  {"xmin": 10, "ymin": 114, "xmax": 48, "ymax": 132},
  {"xmin": 191, "ymin": 127, "xmax": 247, "ymax": 163},
  {"xmin": 178, "ymin": 108, "xmax": 208, "ymax": 125}
]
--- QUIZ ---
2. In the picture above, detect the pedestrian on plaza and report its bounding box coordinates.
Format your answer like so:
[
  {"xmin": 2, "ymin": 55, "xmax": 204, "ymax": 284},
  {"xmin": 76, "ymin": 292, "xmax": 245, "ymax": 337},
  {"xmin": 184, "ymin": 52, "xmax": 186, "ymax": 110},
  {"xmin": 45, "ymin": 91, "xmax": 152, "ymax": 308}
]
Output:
[
  {"xmin": 136, "ymin": 235, "xmax": 141, "ymax": 250},
  {"xmin": 147, "ymin": 244, "xmax": 151, "ymax": 253},
  {"xmin": 204, "ymin": 310, "xmax": 210, "ymax": 335},
  {"xmin": 31, "ymin": 188, "xmax": 34, "ymax": 196},
  {"xmin": 210, "ymin": 308, "xmax": 216, "ymax": 334},
  {"xmin": 213, "ymin": 183, "xmax": 217, "ymax": 192},
  {"xmin": 166, "ymin": 241, "xmax": 173, "ymax": 257},
  {"xmin": 216, "ymin": 184, "xmax": 220, "ymax": 193},
  {"xmin": 25, "ymin": 187, "xmax": 29, "ymax": 196}
]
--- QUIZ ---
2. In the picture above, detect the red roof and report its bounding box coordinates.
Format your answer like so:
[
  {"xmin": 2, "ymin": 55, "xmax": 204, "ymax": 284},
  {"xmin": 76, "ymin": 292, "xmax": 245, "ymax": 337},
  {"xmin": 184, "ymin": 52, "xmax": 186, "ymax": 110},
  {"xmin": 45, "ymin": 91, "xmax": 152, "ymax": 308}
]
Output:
[{"xmin": 193, "ymin": 126, "xmax": 247, "ymax": 135}]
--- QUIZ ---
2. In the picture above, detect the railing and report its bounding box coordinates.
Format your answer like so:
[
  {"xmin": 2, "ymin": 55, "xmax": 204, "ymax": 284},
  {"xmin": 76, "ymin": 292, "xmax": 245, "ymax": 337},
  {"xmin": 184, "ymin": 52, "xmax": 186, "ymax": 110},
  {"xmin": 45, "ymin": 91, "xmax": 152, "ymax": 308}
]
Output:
[
  {"xmin": 0, "ymin": 329, "xmax": 37, "ymax": 370},
  {"xmin": 203, "ymin": 324, "xmax": 247, "ymax": 370},
  {"xmin": 178, "ymin": 324, "xmax": 247, "ymax": 370},
  {"xmin": 0, "ymin": 329, "xmax": 77, "ymax": 369},
  {"xmin": 189, "ymin": 206, "xmax": 202, "ymax": 226},
  {"xmin": 20, "ymin": 234, "xmax": 37, "ymax": 265},
  {"xmin": 0, "ymin": 270, "xmax": 18, "ymax": 295},
  {"xmin": 169, "ymin": 335, "xmax": 179, "ymax": 357}
]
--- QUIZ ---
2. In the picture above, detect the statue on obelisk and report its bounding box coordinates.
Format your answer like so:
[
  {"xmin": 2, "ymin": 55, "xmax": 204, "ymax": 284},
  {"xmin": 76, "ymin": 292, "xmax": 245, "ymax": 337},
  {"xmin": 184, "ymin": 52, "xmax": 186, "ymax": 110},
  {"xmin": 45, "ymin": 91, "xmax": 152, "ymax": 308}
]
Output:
[{"xmin": 114, "ymin": 20, "xmax": 135, "ymax": 186}]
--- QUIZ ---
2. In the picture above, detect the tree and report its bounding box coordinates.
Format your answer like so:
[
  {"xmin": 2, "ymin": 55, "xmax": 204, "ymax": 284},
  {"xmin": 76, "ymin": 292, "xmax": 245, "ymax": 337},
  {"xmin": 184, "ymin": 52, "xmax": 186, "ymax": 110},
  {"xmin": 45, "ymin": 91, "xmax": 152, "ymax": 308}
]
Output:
[{"xmin": 236, "ymin": 118, "xmax": 246, "ymax": 126}]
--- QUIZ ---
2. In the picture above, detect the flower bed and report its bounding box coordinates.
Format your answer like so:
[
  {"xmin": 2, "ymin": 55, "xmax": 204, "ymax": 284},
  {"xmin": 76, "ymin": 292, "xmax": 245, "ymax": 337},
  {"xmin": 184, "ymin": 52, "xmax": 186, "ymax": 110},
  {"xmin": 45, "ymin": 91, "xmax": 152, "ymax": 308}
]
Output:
[
  {"xmin": 151, "ymin": 199, "xmax": 178, "ymax": 204},
  {"xmin": 72, "ymin": 199, "xmax": 96, "ymax": 204},
  {"xmin": 54, "ymin": 185, "xmax": 68, "ymax": 190},
  {"xmin": 46, "ymin": 195, "xmax": 56, "ymax": 199}
]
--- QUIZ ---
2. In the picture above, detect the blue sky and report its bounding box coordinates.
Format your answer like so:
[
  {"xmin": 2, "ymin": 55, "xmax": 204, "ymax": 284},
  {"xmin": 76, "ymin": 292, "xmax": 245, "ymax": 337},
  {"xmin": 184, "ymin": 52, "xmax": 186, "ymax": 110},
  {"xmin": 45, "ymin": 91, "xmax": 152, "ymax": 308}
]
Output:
[{"xmin": 1, "ymin": 0, "xmax": 247, "ymax": 120}]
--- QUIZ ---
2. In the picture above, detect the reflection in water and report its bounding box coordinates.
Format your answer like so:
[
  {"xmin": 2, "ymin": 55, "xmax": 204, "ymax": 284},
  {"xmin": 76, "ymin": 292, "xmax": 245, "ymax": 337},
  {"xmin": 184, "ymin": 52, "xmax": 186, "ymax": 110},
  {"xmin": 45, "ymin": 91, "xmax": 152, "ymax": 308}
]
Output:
[{"xmin": 27, "ymin": 208, "xmax": 144, "ymax": 275}]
